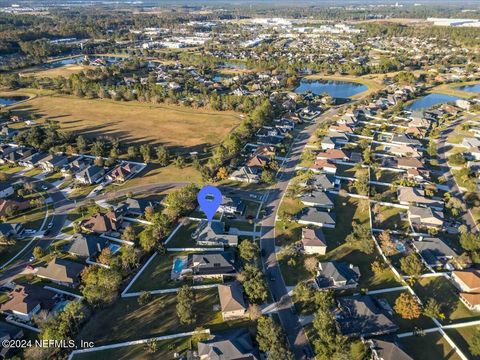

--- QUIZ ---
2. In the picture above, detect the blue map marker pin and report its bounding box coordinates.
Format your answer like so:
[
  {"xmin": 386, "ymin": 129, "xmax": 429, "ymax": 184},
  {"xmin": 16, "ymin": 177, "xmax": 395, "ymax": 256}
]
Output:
[{"xmin": 197, "ymin": 185, "xmax": 222, "ymax": 224}]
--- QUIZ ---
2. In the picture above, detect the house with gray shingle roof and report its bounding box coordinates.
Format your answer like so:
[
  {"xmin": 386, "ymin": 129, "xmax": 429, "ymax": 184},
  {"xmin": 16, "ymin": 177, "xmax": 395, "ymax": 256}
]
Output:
[
  {"xmin": 315, "ymin": 261, "xmax": 360, "ymax": 289},
  {"xmin": 197, "ymin": 329, "xmax": 260, "ymax": 360},
  {"xmin": 218, "ymin": 281, "xmax": 247, "ymax": 321}
]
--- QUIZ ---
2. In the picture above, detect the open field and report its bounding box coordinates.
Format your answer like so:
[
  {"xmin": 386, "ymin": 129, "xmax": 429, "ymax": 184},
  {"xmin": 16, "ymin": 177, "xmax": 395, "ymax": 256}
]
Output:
[
  {"xmin": 432, "ymin": 82, "xmax": 479, "ymax": 99},
  {"xmin": 21, "ymin": 64, "xmax": 93, "ymax": 78},
  {"xmin": 6, "ymin": 92, "xmax": 241, "ymax": 152}
]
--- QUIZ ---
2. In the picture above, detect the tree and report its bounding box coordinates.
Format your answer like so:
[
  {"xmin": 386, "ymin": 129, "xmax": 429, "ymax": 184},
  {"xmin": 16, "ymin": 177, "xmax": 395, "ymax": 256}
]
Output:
[
  {"xmin": 127, "ymin": 146, "xmax": 138, "ymax": 159},
  {"xmin": 293, "ymin": 282, "xmax": 314, "ymax": 304},
  {"xmin": 470, "ymin": 328, "xmax": 480, "ymax": 356},
  {"xmin": 119, "ymin": 246, "xmax": 139, "ymax": 271},
  {"xmin": 400, "ymin": 253, "xmax": 423, "ymax": 277},
  {"xmin": 97, "ymin": 247, "xmax": 112, "ymax": 266},
  {"xmin": 346, "ymin": 223, "xmax": 374, "ymax": 254},
  {"xmin": 143, "ymin": 339, "xmax": 158, "ymax": 353},
  {"xmin": 371, "ymin": 260, "xmax": 385, "ymax": 276},
  {"xmin": 248, "ymin": 304, "xmax": 262, "ymax": 320},
  {"xmin": 304, "ymin": 256, "xmax": 318, "ymax": 275},
  {"xmin": 155, "ymin": 145, "xmax": 169, "ymax": 166},
  {"xmin": 238, "ymin": 239, "xmax": 259, "ymax": 262},
  {"xmin": 32, "ymin": 246, "xmax": 43, "ymax": 259},
  {"xmin": 423, "ymin": 298, "xmax": 444, "ymax": 319},
  {"xmin": 394, "ymin": 293, "xmax": 421, "ymax": 319},
  {"xmin": 256, "ymin": 316, "xmax": 293, "ymax": 360},
  {"xmin": 312, "ymin": 306, "xmax": 348, "ymax": 358},
  {"xmin": 138, "ymin": 291, "xmax": 152, "ymax": 306},
  {"xmin": 81, "ymin": 266, "xmax": 122, "ymax": 307},
  {"xmin": 139, "ymin": 227, "xmax": 156, "ymax": 252},
  {"xmin": 261, "ymin": 169, "xmax": 275, "ymax": 184},
  {"xmin": 139, "ymin": 144, "xmax": 152, "ymax": 162},
  {"xmin": 39, "ymin": 301, "xmax": 85, "ymax": 345},
  {"xmin": 121, "ymin": 225, "xmax": 136, "ymax": 242},
  {"xmin": 460, "ymin": 232, "xmax": 480, "ymax": 252},
  {"xmin": 240, "ymin": 264, "xmax": 268, "ymax": 303},
  {"xmin": 353, "ymin": 172, "xmax": 369, "ymax": 196},
  {"xmin": 76, "ymin": 135, "xmax": 87, "ymax": 154},
  {"xmin": 176, "ymin": 285, "xmax": 196, "ymax": 324},
  {"xmin": 173, "ymin": 156, "xmax": 185, "ymax": 168},
  {"xmin": 379, "ymin": 231, "xmax": 396, "ymax": 256}
]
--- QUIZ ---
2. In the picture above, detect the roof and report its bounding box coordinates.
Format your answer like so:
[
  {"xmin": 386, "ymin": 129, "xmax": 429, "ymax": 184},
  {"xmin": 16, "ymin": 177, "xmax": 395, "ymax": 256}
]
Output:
[
  {"xmin": 316, "ymin": 148, "xmax": 348, "ymax": 160},
  {"xmin": 301, "ymin": 228, "xmax": 327, "ymax": 248},
  {"xmin": 193, "ymin": 220, "xmax": 238, "ymax": 246},
  {"xmin": 460, "ymin": 292, "xmax": 480, "ymax": 306},
  {"xmin": 310, "ymin": 173, "xmax": 335, "ymax": 190},
  {"xmin": 81, "ymin": 211, "xmax": 120, "ymax": 233},
  {"xmin": 300, "ymin": 190, "xmax": 334, "ymax": 207},
  {"xmin": 190, "ymin": 252, "xmax": 237, "ymax": 275},
  {"xmin": 412, "ymin": 237, "xmax": 457, "ymax": 265},
  {"xmin": 36, "ymin": 258, "xmax": 85, "ymax": 284},
  {"xmin": 246, "ymin": 155, "xmax": 267, "ymax": 167},
  {"xmin": 369, "ymin": 339, "xmax": 413, "ymax": 360},
  {"xmin": 197, "ymin": 329, "xmax": 260, "ymax": 360},
  {"xmin": 408, "ymin": 206, "xmax": 444, "ymax": 226},
  {"xmin": 66, "ymin": 233, "xmax": 108, "ymax": 258},
  {"xmin": 316, "ymin": 262, "xmax": 360, "ymax": 287},
  {"xmin": 0, "ymin": 284, "xmax": 56, "ymax": 316},
  {"xmin": 298, "ymin": 208, "xmax": 335, "ymax": 226},
  {"xmin": 336, "ymin": 295, "xmax": 398, "ymax": 337},
  {"xmin": 218, "ymin": 281, "xmax": 247, "ymax": 313},
  {"xmin": 396, "ymin": 157, "xmax": 423, "ymax": 169},
  {"xmin": 312, "ymin": 159, "xmax": 337, "ymax": 170},
  {"xmin": 453, "ymin": 270, "xmax": 480, "ymax": 291},
  {"xmin": 397, "ymin": 187, "xmax": 443, "ymax": 208}
]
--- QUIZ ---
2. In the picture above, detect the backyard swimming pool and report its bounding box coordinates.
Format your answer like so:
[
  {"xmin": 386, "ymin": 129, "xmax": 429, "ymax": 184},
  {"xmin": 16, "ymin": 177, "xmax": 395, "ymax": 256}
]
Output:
[
  {"xmin": 108, "ymin": 243, "xmax": 121, "ymax": 254},
  {"xmin": 173, "ymin": 257, "xmax": 187, "ymax": 274}
]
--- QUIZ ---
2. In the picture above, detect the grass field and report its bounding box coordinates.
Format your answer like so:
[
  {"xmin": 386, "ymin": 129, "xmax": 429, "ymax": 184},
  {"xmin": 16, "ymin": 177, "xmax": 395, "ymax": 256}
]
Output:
[
  {"xmin": 22, "ymin": 64, "xmax": 93, "ymax": 78},
  {"xmin": 431, "ymin": 82, "xmax": 479, "ymax": 99},
  {"xmin": 446, "ymin": 326, "xmax": 480, "ymax": 360},
  {"xmin": 7, "ymin": 92, "xmax": 241, "ymax": 152},
  {"xmin": 401, "ymin": 332, "xmax": 461, "ymax": 360}
]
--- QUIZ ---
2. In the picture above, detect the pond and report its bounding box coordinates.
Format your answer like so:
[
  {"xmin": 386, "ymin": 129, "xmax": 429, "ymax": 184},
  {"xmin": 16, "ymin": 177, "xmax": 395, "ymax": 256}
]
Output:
[
  {"xmin": 0, "ymin": 95, "xmax": 29, "ymax": 106},
  {"xmin": 45, "ymin": 56, "xmax": 84, "ymax": 68},
  {"xmin": 405, "ymin": 93, "xmax": 460, "ymax": 111},
  {"xmin": 212, "ymin": 74, "xmax": 231, "ymax": 82},
  {"xmin": 456, "ymin": 83, "xmax": 480, "ymax": 93},
  {"xmin": 295, "ymin": 79, "xmax": 368, "ymax": 98}
]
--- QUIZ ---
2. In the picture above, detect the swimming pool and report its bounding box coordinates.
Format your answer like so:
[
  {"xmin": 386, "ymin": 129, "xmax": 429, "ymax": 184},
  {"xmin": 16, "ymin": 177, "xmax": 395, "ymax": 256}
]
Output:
[
  {"xmin": 173, "ymin": 257, "xmax": 187, "ymax": 274},
  {"xmin": 395, "ymin": 242, "xmax": 406, "ymax": 253},
  {"xmin": 108, "ymin": 243, "xmax": 121, "ymax": 254}
]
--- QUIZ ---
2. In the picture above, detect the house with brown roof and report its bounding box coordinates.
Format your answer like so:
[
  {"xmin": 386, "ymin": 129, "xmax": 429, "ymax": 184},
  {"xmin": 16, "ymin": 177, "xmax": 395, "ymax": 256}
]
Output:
[
  {"xmin": 396, "ymin": 157, "xmax": 423, "ymax": 170},
  {"xmin": 0, "ymin": 199, "xmax": 31, "ymax": 217},
  {"xmin": 80, "ymin": 209, "xmax": 123, "ymax": 233},
  {"xmin": 253, "ymin": 146, "xmax": 275, "ymax": 159},
  {"xmin": 218, "ymin": 281, "xmax": 247, "ymax": 321},
  {"xmin": 397, "ymin": 187, "xmax": 443, "ymax": 210},
  {"xmin": 384, "ymin": 144, "xmax": 421, "ymax": 158},
  {"xmin": 316, "ymin": 149, "xmax": 349, "ymax": 162},
  {"xmin": 301, "ymin": 228, "xmax": 327, "ymax": 255},
  {"xmin": 452, "ymin": 270, "xmax": 480, "ymax": 312},
  {"xmin": 106, "ymin": 163, "xmax": 138, "ymax": 183},
  {"xmin": 36, "ymin": 258, "xmax": 85, "ymax": 288},
  {"xmin": 311, "ymin": 159, "xmax": 337, "ymax": 174},
  {"xmin": 0, "ymin": 285, "xmax": 56, "ymax": 321},
  {"xmin": 246, "ymin": 155, "xmax": 268, "ymax": 169}
]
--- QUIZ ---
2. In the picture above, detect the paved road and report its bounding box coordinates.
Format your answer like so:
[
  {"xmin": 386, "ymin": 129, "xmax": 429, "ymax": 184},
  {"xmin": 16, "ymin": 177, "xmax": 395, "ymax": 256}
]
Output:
[
  {"xmin": 435, "ymin": 115, "xmax": 478, "ymax": 232},
  {"xmin": 259, "ymin": 107, "xmax": 339, "ymax": 359}
]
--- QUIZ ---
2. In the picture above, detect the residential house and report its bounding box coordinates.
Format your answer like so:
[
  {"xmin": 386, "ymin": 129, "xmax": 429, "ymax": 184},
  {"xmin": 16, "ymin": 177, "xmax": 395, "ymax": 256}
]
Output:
[
  {"xmin": 321, "ymin": 131, "xmax": 348, "ymax": 150},
  {"xmin": 75, "ymin": 165, "xmax": 105, "ymax": 185},
  {"xmin": 122, "ymin": 198, "xmax": 156, "ymax": 217},
  {"xmin": 65, "ymin": 233, "xmax": 108, "ymax": 259},
  {"xmin": 0, "ymin": 223, "xmax": 24, "ymax": 238},
  {"xmin": 407, "ymin": 206, "xmax": 444, "ymax": 230},
  {"xmin": 218, "ymin": 281, "xmax": 247, "ymax": 320},
  {"xmin": 229, "ymin": 166, "xmax": 260, "ymax": 184},
  {"xmin": 197, "ymin": 329, "xmax": 260, "ymax": 360},
  {"xmin": 315, "ymin": 262, "xmax": 360, "ymax": 289},
  {"xmin": 306, "ymin": 173, "xmax": 335, "ymax": 191},
  {"xmin": 311, "ymin": 159, "xmax": 337, "ymax": 175},
  {"xmin": 300, "ymin": 190, "xmax": 334, "ymax": 209},
  {"xmin": 39, "ymin": 154, "xmax": 68, "ymax": 172},
  {"xmin": 0, "ymin": 184, "xmax": 14, "ymax": 199},
  {"xmin": 336, "ymin": 295, "xmax": 398, "ymax": 337},
  {"xmin": 106, "ymin": 163, "xmax": 137, "ymax": 183},
  {"xmin": 390, "ymin": 134, "xmax": 421, "ymax": 147},
  {"xmin": 367, "ymin": 338, "xmax": 413, "ymax": 360},
  {"xmin": 61, "ymin": 157, "xmax": 90, "ymax": 176},
  {"xmin": 219, "ymin": 196, "xmax": 245, "ymax": 215},
  {"xmin": 18, "ymin": 152, "xmax": 48, "ymax": 168},
  {"xmin": 461, "ymin": 137, "xmax": 480, "ymax": 149},
  {"xmin": 301, "ymin": 228, "xmax": 327, "ymax": 255},
  {"xmin": 192, "ymin": 221, "xmax": 238, "ymax": 247},
  {"xmin": 411, "ymin": 237, "xmax": 458, "ymax": 268},
  {"xmin": 397, "ymin": 187, "xmax": 443, "ymax": 210},
  {"xmin": 0, "ymin": 321, "xmax": 24, "ymax": 359},
  {"xmin": 384, "ymin": 144, "xmax": 421, "ymax": 158},
  {"xmin": 36, "ymin": 258, "xmax": 85, "ymax": 288},
  {"xmin": 0, "ymin": 199, "xmax": 31, "ymax": 217},
  {"xmin": 452, "ymin": 270, "xmax": 480, "ymax": 312},
  {"xmin": 396, "ymin": 157, "xmax": 423, "ymax": 170},
  {"xmin": 316, "ymin": 149, "xmax": 349, "ymax": 162},
  {"xmin": 80, "ymin": 209, "xmax": 124, "ymax": 233},
  {"xmin": 298, "ymin": 208, "xmax": 335, "ymax": 228},
  {"xmin": 186, "ymin": 252, "xmax": 237, "ymax": 279},
  {"xmin": 0, "ymin": 284, "xmax": 56, "ymax": 321}
]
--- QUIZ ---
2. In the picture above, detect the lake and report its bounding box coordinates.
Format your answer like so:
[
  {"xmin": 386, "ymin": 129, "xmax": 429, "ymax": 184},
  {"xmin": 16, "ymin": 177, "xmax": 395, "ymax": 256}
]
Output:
[
  {"xmin": 456, "ymin": 83, "xmax": 480, "ymax": 93},
  {"xmin": 46, "ymin": 56, "xmax": 84, "ymax": 68},
  {"xmin": 0, "ymin": 96, "xmax": 29, "ymax": 106},
  {"xmin": 295, "ymin": 79, "xmax": 368, "ymax": 98},
  {"xmin": 223, "ymin": 61, "xmax": 247, "ymax": 70},
  {"xmin": 405, "ymin": 93, "xmax": 460, "ymax": 111}
]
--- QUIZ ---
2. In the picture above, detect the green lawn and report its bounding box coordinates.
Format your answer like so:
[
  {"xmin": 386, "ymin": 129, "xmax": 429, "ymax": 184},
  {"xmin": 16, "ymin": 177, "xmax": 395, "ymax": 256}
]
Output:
[
  {"xmin": 275, "ymin": 197, "xmax": 304, "ymax": 247},
  {"xmin": 277, "ymin": 252, "xmax": 313, "ymax": 286},
  {"xmin": 0, "ymin": 239, "xmax": 34, "ymax": 266},
  {"xmin": 166, "ymin": 220, "xmax": 222, "ymax": 249},
  {"xmin": 370, "ymin": 170, "xmax": 402, "ymax": 184},
  {"xmin": 336, "ymin": 164, "xmax": 358, "ymax": 178},
  {"xmin": 0, "ymin": 164, "xmax": 24, "ymax": 174},
  {"xmin": 77, "ymin": 289, "xmax": 220, "ymax": 345},
  {"xmin": 401, "ymin": 332, "xmax": 461, "ymax": 360},
  {"xmin": 128, "ymin": 252, "xmax": 191, "ymax": 292},
  {"xmin": 446, "ymin": 326, "xmax": 480, "ymax": 360},
  {"xmin": 413, "ymin": 277, "xmax": 480, "ymax": 324},
  {"xmin": 6, "ymin": 202, "xmax": 48, "ymax": 231},
  {"xmin": 68, "ymin": 185, "xmax": 97, "ymax": 201},
  {"xmin": 372, "ymin": 205, "xmax": 410, "ymax": 232},
  {"xmin": 44, "ymin": 171, "xmax": 64, "ymax": 183},
  {"xmin": 23, "ymin": 167, "xmax": 43, "ymax": 177}
]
